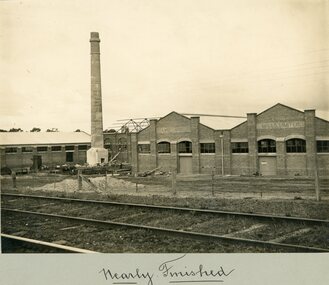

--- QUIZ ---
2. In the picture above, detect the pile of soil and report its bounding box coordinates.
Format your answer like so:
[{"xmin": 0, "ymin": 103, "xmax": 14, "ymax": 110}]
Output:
[{"xmin": 33, "ymin": 176, "xmax": 144, "ymax": 193}]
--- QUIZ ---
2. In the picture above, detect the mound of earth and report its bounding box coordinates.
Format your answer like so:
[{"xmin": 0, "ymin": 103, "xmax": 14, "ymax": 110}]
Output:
[{"xmin": 32, "ymin": 176, "xmax": 144, "ymax": 193}]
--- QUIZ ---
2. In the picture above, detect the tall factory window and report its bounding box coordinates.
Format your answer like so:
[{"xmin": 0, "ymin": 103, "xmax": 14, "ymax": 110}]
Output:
[
  {"xmin": 37, "ymin": 146, "xmax": 48, "ymax": 152},
  {"xmin": 138, "ymin": 144, "xmax": 150, "ymax": 153},
  {"xmin": 65, "ymin": 145, "xmax": 75, "ymax": 151},
  {"xmin": 231, "ymin": 142, "xmax": 248, "ymax": 153},
  {"xmin": 104, "ymin": 144, "xmax": 113, "ymax": 152},
  {"xmin": 51, "ymin": 146, "xmax": 62, "ymax": 152},
  {"xmin": 104, "ymin": 138, "xmax": 113, "ymax": 151},
  {"xmin": 158, "ymin": 142, "xmax": 171, "ymax": 153},
  {"xmin": 22, "ymin": 147, "xmax": 33, "ymax": 153},
  {"xmin": 5, "ymin": 147, "xmax": 17, "ymax": 153},
  {"xmin": 286, "ymin": 139, "xmax": 306, "ymax": 153},
  {"xmin": 317, "ymin": 140, "xmax": 329, "ymax": 153},
  {"xmin": 78, "ymin": 145, "xmax": 88, "ymax": 151},
  {"xmin": 258, "ymin": 139, "xmax": 276, "ymax": 153},
  {"xmin": 178, "ymin": 141, "xmax": 192, "ymax": 153},
  {"xmin": 118, "ymin": 138, "xmax": 127, "ymax": 151},
  {"xmin": 200, "ymin": 143, "xmax": 215, "ymax": 153}
]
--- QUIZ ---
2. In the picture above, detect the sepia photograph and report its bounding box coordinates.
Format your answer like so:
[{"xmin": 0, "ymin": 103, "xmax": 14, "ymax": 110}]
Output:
[{"xmin": 0, "ymin": 0, "xmax": 328, "ymax": 284}]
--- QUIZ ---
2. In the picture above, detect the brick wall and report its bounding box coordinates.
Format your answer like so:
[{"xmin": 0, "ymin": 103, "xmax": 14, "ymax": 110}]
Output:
[{"xmin": 231, "ymin": 154, "xmax": 249, "ymax": 175}]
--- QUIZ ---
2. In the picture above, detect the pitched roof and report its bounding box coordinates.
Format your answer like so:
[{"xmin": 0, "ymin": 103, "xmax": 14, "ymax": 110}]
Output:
[{"xmin": 0, "ymin": 131, "xmax": 91, "ymax": 146}]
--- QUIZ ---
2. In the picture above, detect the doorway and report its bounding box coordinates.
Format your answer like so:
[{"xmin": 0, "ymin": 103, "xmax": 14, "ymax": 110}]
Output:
[
  {"xmin": 259, "ymin": 156, "xmax": 277, "ymax": 176},
  {"xmin": 179, "ymin": 156, "xmax": 193, "ymax": 174}
]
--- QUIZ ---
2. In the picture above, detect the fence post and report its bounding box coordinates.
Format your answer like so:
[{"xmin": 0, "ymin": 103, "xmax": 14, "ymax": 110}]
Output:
[
  {"xmin": 77, "ymin": 169, "xmax": 82, "ymax": 191},
  {"xmin": 136, "ymin": 182, "xmax": 138, "ymax": 193},
  {"xmin": 211, "ymin": 169, "xmax": 215, "ymax": 196},
  {"xmin": 172, "ymin": 169, "xmax": 177, "ymax": 195},
  {"xmin": 12, "ymin": 171, "xmax": 17, "ymax": 189},
  {"xmin": 315, "ymin": 168, "xmax": 320, "ymax": 201},
  {"xmin": 105, "ymin": 171, "xmax": 108, "ymax": 191}
]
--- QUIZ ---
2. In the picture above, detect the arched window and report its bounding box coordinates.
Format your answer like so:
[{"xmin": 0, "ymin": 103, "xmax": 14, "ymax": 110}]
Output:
[
  {"xmin": 118, "ymin": 138, "xmax": 127, "ymax": 151},
  {"xmin": 258, "ymin": 139, "xmax": 276, "ymax": 153},
  {"xmin": 158, "ymin": 142, "xmax": 171, "ymax": 153},
  {"xmin": 178, "ymin": 141, "xmax": 192, "ymax": 153},
  {"xmin": 286, "ymin": 138, "xmax": 306, "ymax": 153},
  {"xmin": 104, "ymin": 138, "xmax": 113, "ymax": 151}
]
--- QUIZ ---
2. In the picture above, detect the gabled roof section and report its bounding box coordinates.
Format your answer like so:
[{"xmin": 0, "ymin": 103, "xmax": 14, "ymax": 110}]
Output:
[
  {"xmin": 231, "ymin": 103, "xmax": 303, "ymax": 131},
  {"xmin": 257, "ymin": 103, "xmax": 304, "ymax": 117},
  {"xmin": 0, "ymin": 132, "xmax": 91, "ymax": 146},
  {"xmin": 158, "ymin": 111, "xmax": 191, "ymax": 123}
]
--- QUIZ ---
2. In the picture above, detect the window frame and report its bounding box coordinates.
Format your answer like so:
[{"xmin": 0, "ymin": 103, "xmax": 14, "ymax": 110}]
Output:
[
  {"xmin": 22, "ymin": 146, "xmax": 33, "ymax": 153},
  {"xmin": 178, "ymin": 141, "xmax": 192, "ymax": 154},
  {"xmin": 200, "ymin": 142, "xmax": 215, "ymax": 154},
  {"xmin": 65, "ymin": 145, "xmax": 75, "ymax": 151},
  {"xmin": 51, "ymin": 146, "xmax": 62, "ymax": 152},
  {"xmin": 286, "ymin": 138, "xmax": 306, "ymax": 153},
  {"xmin": 5, "ymin": 147, "xmax": 18, "ymax": 154},
  {"xmin": 157, "ymin": 142, "xmax": 171, "ymax": 154},
  {"xmin": 37, "ymin": 146, "xmax": 48, "ymax": 152},
  {"xmin": 317, "ymin": 140, "xmax": 329, "ymax": 153},
  {"xmin": 231, "ymin": 142, "xmax": 249, "ymax": 153},
  {"xmin": 258, "ymin": 139, "xmax": 276, "ymax": 153},
  {"xmin": 78, "ymin": 145, "xmax": 88, "ymax": 151},
  {"xmin": 138, "ymin": 144, "xmax": 151, "ymax": 154}
]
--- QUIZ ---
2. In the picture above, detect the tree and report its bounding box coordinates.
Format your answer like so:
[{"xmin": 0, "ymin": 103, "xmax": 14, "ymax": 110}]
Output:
[
  {"xmin": 104, "ymin": 128, "xmax": 116, "ymax": 133},
  {"xmin": 75, "ymin": 129, "xmax": 81, "ymax": 132},
  {"xmin": 9, "ymin": 128, "xmax": 23, "ymax": 132},
  {"xmin": 0, "ymin": 129, "xmax": 7, "ymax": 132},
  {"xmin": 46, "ymin": 128, "xmax": 59, "ymax": 132},
  {"xmin": 31, "ymin": 127, "xmax": 41, "ymax": 132}
]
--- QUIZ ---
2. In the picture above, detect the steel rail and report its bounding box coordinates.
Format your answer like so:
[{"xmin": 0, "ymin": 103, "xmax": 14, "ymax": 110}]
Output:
[
  {"xmin": 1, "ymin": 233, "xmax": 98, "ymax": 253},
  {"xmin": 2, "ymin": 192, "xmax": 329, "ymax": 226},
  {"xmin": 2, "ymin": 208, "xmax": 328, "ymax": 253}
]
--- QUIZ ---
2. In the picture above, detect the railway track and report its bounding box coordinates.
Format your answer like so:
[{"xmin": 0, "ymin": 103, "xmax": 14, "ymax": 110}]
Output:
[
  {"xmin": 2, "ymin": 193, "xmax": 329, "ymax": 253},
  {"xmin": 1, "ymin": 233, "xmax": 97, "ymax": 253},
  {"xmin": 2, "ymin": 192, "xmax": 328, "ymax": 225}
]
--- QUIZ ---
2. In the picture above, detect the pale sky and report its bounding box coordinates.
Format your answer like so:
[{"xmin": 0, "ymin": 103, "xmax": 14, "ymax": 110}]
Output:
[{"xmin": 0, "ymin": 0, "xmax": 328, "ymax": 132}]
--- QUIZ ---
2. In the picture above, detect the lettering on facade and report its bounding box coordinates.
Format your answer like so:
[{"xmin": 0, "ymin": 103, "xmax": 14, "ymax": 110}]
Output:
[
  {"xmin": 157, "ymin": 127, "xmax": 189, "ymax": 134},
  {"xmin": 257, "ymin": 121, "xmax": 304, "ymax": 130}
]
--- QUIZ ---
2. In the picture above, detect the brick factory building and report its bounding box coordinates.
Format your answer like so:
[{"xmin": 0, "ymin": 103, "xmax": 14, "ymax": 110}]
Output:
[
  {"xmin": 1, "ymin": 103, "xmax": 329, "ymax": 176},
  {"xmin": 0, "ymin": 132, "xmax": 91, "ymax": 170},
  {"xmin": 104, "ymin": 103, "xmax": 329, "ymax": 177}
]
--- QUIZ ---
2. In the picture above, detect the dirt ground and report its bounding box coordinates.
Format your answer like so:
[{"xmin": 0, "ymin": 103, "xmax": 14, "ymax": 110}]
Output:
[
  {"xmin": 2, "ymin": 173, "xmax": 329, "ymax": 253},
  {"xmin": 1, "ymin": 173, "xmax": 329, "ymax": 219}
]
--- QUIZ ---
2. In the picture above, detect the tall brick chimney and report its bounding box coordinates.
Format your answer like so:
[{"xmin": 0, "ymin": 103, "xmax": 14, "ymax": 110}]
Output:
[{"xmin": 87, "ymin": 32, "xmax": 108, "ymax": 165}]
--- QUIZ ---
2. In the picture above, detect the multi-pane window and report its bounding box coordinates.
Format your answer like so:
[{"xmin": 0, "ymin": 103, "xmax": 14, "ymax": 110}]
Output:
[
  {"xmin": 258, "ymin": 139, "xmax": 276, "ymax": 153},
  {"xmin": 231, "ymin": 142, "xmax": 248, "ymax": 153},
  {"xmin": 157, "ymin": 142, "xmax": 171, "ymax": 153},
  {"xmin": 22, "ymin": 147, "xmax": 33, "ymax": 153},
  {"xmin": 104, "ymin": 139, "xmax": 113, "ymax": 151},
  {"xmin": 65, "ymin": 145, "xmax": 75, "ymax": 151},
  {"xmin": 104, "ymin": 143, "xmax": 112, "ymax": 151},
  {"xmin": 317, "ymin": 141, "xmax": 329, "ymax": 153},
  {"xmin": 5, "ymin": 147, "xmax": 17, "ymax": 153},
  {"xmin": 78, "ymin": 145, "xmax": 88, "ymax": 150},
  {"xmin": 200, "ymin": 143, "xmax": 215, "ymax": 153},
  {"xmin": 138, "ymin": 144, "xmax": 150, "ymax": 153},
  {"xmin": 37, "ymin": 146, "xmax": 48, "ymax": 152},
  {"xmin": 118, "ymin": 138, "xmax": 127, "ymax": 151},
  {"xmin": 286, "ymin": 139, "xmax": 306, "ymax": 153},
  {"xmin": 51, "ymin": 146, "xmax": 62, "ymax": 152},
  {"xmin": 178, "ymin": 141, "xmax": 192, "ymax": 153}
]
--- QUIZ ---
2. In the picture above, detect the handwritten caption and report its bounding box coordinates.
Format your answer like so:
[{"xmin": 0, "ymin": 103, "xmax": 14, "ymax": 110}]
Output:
[{"xmin": 99, "ymin": 254, "xmax": 235, "ymax": 285}]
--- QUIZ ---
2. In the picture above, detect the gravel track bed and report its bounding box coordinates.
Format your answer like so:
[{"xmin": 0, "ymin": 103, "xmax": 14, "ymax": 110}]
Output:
[
  {"xmin": 2, "ymin": 211, "xmax": 281, "ymax": 253},
  {"xmin": 3, "ymin": 196, "xmax": 328, "ymax": 250},
  {"xmin": 282, "ymin": 227, "xmax": 329, "ymax": 249}
]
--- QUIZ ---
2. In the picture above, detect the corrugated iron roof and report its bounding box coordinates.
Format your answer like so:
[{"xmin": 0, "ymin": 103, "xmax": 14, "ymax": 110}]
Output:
[{"xmin": 0, "ymin": 132, "xmax": 91, "ymax": 146}]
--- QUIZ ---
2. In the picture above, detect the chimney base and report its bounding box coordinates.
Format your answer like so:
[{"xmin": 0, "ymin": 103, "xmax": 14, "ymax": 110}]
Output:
[{"xmin": 87, "ymin": 147, "xmax": 108, "ymax": 166}]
